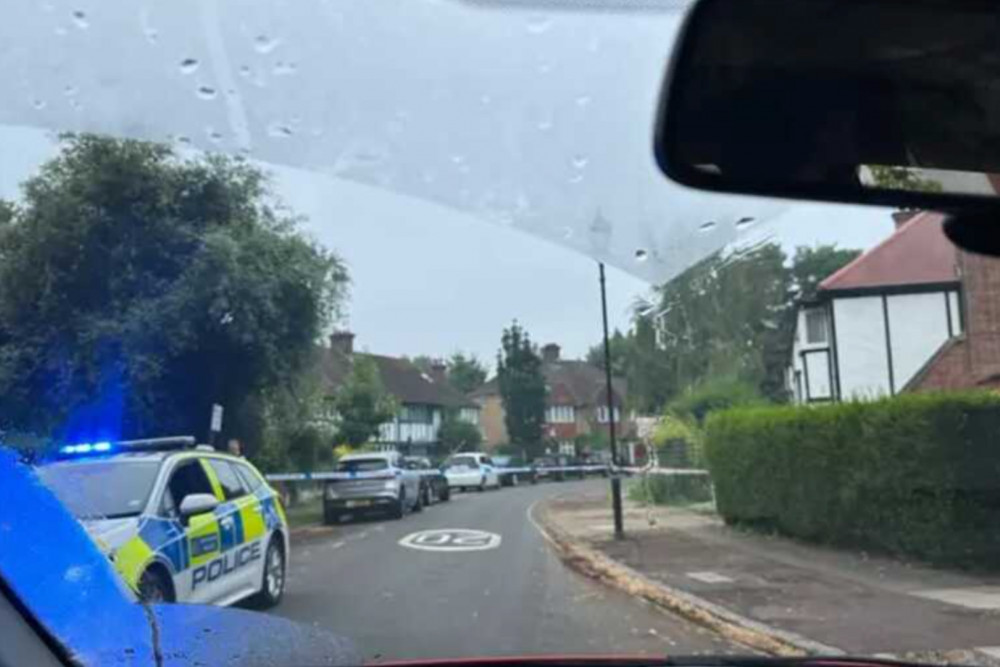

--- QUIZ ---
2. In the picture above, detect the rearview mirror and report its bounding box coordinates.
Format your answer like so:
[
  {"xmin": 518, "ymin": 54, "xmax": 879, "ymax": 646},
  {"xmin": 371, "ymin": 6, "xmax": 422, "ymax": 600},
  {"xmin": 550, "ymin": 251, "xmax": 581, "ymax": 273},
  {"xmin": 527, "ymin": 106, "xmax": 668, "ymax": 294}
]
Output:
[
  {"xmin": 179, "ymin": 493, "xmax": 219, "ymax": 523},
  {"xmin": 656, "ymin": 0, "xmax": 1000, "ymax": 212}
]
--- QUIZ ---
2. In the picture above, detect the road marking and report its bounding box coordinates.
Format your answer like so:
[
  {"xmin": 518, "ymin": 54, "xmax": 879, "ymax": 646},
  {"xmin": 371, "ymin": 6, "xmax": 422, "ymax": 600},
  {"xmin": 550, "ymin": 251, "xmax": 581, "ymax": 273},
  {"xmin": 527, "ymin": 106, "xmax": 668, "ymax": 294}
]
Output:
[
  {"xmin": 686, "ymin": 571, "xmax": 733, "ymax": 584},
  {"xmin": 912, "ymin": 587, "xmax": 1000, "ymax": 609},
  {"xmin": 526, "ymin": 498, "xmax": 558, "ymax": 547},
  {"xmin": 398, "ymin": 529, "xmax": 501, "ymax": 552}
]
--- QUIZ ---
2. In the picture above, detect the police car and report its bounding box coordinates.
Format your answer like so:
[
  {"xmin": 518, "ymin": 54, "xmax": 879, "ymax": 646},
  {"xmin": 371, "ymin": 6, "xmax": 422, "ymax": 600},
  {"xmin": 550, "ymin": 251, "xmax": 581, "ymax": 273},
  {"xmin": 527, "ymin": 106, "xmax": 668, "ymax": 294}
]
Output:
[{"xmin": 35, "ymin": 436, "xmax": 290, "ymax": 608}]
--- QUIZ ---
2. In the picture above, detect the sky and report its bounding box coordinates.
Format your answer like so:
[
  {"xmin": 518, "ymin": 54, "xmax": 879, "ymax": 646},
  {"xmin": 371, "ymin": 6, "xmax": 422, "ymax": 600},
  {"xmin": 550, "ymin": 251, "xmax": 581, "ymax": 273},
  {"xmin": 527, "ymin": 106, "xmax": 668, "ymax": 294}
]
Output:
[{"xmin": 0, "ymin": 0, "xmax": 895, "ymax": 365}]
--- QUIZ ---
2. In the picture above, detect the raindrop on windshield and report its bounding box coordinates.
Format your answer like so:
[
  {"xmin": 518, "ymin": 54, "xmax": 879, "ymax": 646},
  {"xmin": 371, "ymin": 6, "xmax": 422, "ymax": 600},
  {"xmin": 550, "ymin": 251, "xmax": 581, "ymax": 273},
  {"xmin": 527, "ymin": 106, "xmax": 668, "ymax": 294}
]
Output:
[
  {"xmin": 700, "ymin": 220, "xmax": 718, "ymax": 232},
  {"xmin": 537, "ymin": 119, "xmax": 553, "ymax": 132},
  {"xmin": 562, "ymin": 226, "xmax": 574, "ymax": 240},
  {"xmin": 526, "ymin": 16, "xmax": 552, "ymax": 34},
  {"xmin": 63, "ymin": 85, "xmax": 78, "ymax": 97},
  {"xmin": 31, "ymin": 99, "xmax": 47, "ymax": 110},
  {"xmin": 451, "ymin": 154, "xmax": 466, "ymax": 166},
  {"xmin": 179, "ymin": 58, "xmax": 200, "ymax": 75},
  {"xmin": 144, "ymin": 27, "xmax": 159, "ymax": 45},
  {"xmin": 207, "ymin": 128, "xmax": 224, "ymax": 143},
  {"xmin": 254, "ymin": 34, "xmax": 281, "ymax": 54},
  {"xmin": 635, "ymin": 249, "xmax": 649, "ymax": 262},
  {"xmin": 238, "ymin": 65, "xmax": 252, "ymax": 78},
  {"xmin": 569, "ymin": 173, "xmax": 584, "ymax": 184},
  {"xmin": 267, "ymin": 122, "xmax": 294, "ymax": 138},
  {"xmin": 175, "ymin": 135, "xmax": 192, "ymax": 146},
  {"xmin": 273, "ymin": 61, "xmax": 297, "ymax": 76},
  {"xmin": 537, "ymin": 61, "xmax": 553, "ymax": 75},
  {"xmin": 571, "ymin": 155, "xmax": 589, "ymax": 170},
  {"xmin": 71, "ymin": 10, "xmax": 88, "ymax": 29},
  {"xmin": 54, "ymin": 26, "xmax": 68, "ymax": 37},
  {"xmin": 575, "ymin": 95, "xmax": 592, "ymax": 108},
  {"xmin": 735, "ymin": 216, "xmax": 756, "ymax": 230},
  {"xmin": 197, "ymin": 86, "xmax": 217, "ymax": 101}
]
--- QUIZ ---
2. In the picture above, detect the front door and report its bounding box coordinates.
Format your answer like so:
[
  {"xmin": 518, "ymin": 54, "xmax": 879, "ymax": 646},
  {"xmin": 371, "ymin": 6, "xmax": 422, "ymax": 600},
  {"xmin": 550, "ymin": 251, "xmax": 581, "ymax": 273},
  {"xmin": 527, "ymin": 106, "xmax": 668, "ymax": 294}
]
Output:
[{"xmin": 162, "ymin": 459, "xmax": 222, "ymax": 604}]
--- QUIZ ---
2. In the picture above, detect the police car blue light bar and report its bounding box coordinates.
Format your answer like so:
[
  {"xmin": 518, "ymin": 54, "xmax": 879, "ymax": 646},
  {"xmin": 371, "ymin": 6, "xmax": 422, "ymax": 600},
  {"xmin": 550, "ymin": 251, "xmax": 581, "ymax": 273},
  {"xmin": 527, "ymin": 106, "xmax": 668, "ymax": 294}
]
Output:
[{"xmin": 57, "ymin": 436, "xmax": 197, "ymax": 457}]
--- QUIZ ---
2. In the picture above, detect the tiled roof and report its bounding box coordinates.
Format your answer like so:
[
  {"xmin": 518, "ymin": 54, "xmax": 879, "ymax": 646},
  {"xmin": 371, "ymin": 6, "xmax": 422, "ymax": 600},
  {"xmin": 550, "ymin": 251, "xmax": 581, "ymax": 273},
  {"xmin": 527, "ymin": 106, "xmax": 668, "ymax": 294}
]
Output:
[
  {"xmin": 470, "ymin": 359, "xmax": 626, "ymax": 407},
  {"xmin": 819, "ymin": 212, "xmax": 957, "ymax": 292},
  {"xmin": 319, "ymin": 348, "xmax": 475, "ymax": 408}
]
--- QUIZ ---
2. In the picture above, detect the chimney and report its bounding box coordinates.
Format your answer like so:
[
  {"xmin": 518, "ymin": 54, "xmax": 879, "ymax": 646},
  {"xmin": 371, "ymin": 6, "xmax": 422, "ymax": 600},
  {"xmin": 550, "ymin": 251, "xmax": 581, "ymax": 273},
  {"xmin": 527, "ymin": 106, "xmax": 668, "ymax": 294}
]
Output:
[
  {"xmin": 542, "ymin": 343, "xmax": 561, "ymax": 363},
  {"xmin": 329, "ymin": 331, "xmax": 355, "ymax": 355},
  {"xmin": 892, "ymin": 210, "xmax": 919, "ymax": 228},
  {"xmin": 430, "ymin": 360, "xmax": 447, "ymax": 384}
]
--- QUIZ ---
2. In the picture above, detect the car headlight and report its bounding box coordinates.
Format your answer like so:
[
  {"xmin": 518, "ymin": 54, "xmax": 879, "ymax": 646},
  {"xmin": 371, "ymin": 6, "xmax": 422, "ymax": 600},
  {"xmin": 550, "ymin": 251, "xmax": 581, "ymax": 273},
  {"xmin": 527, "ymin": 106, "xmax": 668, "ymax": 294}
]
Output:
[{"xmin": 384, "ymin": 479, "xmax": 400, "ymax": 492}]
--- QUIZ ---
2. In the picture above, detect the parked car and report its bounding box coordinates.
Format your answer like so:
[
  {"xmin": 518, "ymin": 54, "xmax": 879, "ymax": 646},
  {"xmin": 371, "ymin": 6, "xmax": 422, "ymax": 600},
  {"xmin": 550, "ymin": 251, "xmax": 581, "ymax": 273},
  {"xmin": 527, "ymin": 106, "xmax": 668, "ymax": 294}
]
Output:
[
  {"xmin": 532, "ymin": 454, "xmax": 584, "ymax": 482},
  {"xmin": 323, "ymin": 452, "xmax": 421, "ymax": 523},
  {"xmin": 403, "ymin": 456, "xmax": 451, "ymax": 505},
  {"xmin": 442, "ymin": 453, "xmax": 501, "ymax": 492},
  {"xmin": 491, "ymin": 456, "xmax": 536, "ymax": 486}
]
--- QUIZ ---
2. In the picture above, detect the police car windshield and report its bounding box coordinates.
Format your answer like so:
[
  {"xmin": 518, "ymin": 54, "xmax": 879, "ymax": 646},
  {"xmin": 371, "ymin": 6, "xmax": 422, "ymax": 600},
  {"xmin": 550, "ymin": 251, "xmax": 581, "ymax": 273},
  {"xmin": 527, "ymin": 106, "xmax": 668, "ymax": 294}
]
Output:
[
  {"xmin": 447, "ymin": 456, "xmax": 478, "ymax": 468},
  {"xmin": 336, "ymin": 459, "xmax": 389, "ymax": 473},
  {"xmin": 36, "ymin": 461, "xmax": 161, "ymax": 520}
]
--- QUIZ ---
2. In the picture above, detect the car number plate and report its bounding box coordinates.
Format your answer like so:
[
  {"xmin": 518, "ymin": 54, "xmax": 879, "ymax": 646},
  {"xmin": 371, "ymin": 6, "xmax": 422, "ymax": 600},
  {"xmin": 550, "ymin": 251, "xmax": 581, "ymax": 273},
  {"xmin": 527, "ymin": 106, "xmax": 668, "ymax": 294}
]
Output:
[{"xmin": 345, "ymin": 500, "xmax": 371, "ymax": 508}]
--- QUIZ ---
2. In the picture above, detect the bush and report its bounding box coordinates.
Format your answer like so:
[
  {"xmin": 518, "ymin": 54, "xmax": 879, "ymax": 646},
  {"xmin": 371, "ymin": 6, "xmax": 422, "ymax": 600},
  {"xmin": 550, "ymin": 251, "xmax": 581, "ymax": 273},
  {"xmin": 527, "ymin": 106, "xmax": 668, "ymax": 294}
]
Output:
[
  {"xmin": 628, "ymin": 472, "xmax": 713, "ymax": 506},
  {"xmin": 706, "ymin": 392, "xmax": 1000, "ymax": 569},
  {"xmin": 668, "ymin": 377, "xmax": 764, "ymax": 424}
]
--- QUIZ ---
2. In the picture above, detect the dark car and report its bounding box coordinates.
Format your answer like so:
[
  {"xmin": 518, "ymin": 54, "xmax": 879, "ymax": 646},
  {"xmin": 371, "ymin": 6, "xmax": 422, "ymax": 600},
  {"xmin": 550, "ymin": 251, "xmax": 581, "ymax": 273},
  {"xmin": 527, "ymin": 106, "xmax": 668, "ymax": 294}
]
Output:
[
  {"xmin": 403, "ymin": 456, "xmax": 451, "ymax": 505},
  {"xmin": 491, "ymin": 455, "xmax": 537, "ymax": 486}
]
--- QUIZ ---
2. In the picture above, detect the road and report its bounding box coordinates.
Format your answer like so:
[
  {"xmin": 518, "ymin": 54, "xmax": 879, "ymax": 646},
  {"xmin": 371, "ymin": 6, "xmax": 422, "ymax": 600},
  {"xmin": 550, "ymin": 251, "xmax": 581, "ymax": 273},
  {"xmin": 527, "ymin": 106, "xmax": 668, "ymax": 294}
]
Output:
[{"xmin": 273, "ymin": 479, "xmax": 744, "ymax": 662}]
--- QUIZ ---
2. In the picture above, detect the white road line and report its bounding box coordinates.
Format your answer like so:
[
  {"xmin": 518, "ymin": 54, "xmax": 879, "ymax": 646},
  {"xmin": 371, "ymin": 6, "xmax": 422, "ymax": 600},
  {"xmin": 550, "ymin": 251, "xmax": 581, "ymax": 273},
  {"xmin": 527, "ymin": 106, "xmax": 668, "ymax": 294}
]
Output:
[
  {"xmin": 686, "ymin": 571, "xmax": 733, "ymax": 584},
  {"xmin": 912, "ymin": 587, "xmax": 1000, "ymax": 610},
  {"xmin": 526, "ymin": 498, "xmax": 559, "ymax": 547}
]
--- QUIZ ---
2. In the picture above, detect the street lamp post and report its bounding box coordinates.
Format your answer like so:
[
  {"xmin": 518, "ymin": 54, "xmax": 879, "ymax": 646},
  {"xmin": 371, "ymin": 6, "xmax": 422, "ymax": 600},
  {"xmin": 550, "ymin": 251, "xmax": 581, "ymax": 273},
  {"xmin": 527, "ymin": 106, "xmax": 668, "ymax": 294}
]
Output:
[{"xmin": 599, "ymin": 263, "xmax": 625, "ymax": 540}]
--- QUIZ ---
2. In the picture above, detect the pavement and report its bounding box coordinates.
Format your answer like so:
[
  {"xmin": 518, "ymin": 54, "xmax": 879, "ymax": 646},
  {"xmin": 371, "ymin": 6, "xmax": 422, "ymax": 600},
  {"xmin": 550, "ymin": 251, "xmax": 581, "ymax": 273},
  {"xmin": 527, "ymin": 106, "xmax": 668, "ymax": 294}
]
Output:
[
  {"xmin": 538, "ymin": 484, "xmax": 1000, "ymax": 666},
  {"xmin": 271, "ymin": 479, "xmax": 745, "ymax": 662}
]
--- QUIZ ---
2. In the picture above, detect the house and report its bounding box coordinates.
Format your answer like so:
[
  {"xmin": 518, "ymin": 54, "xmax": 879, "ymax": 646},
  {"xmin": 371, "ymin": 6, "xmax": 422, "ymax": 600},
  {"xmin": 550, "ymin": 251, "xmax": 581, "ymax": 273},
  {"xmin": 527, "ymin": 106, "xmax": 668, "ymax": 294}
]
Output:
[
  {"xmin": 470, "ymin": 343, "xmax": 630, "ymax": 456},
  {"xmin": 320, "ymin": 332, "xmax": 480, "ymax": 456},
  {"xmin": 787, "ymin": 210, "xmax": 1000, "ymax": 402}
]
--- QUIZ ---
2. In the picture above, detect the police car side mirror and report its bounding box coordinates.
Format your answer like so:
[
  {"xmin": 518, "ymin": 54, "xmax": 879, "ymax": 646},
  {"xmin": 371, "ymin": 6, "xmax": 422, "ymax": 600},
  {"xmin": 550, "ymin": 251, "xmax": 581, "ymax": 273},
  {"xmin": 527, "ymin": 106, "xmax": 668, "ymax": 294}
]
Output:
[{"xmin": 179, "ymin": 493, "xmax": 219, "ymax": 524}]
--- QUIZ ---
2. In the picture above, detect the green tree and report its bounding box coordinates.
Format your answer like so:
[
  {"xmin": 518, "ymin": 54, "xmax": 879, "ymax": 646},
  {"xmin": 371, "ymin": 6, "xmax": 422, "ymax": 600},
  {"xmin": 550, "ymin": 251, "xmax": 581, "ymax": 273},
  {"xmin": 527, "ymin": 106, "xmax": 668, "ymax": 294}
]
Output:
[
  {"xmin": 333, "ymin": 356, "xmax": 397, "ymax": 446},
  {"xmin": 868, "ymin": 165, "xmax": 943, "ymax": 193},
  {"xmin": 496, "ymin": 322, "xmax": 546, "ymax": 458},
  {"xmin": 447, "ymin": 352, "xmax": 487, "ymax": 394},
  {"xmin": 437, "ymin": 417, "xmax": 482, "ymax": 456},
  {"xmin": 0, "ymin": 134, "xmax": 347, "ymax": 444}
]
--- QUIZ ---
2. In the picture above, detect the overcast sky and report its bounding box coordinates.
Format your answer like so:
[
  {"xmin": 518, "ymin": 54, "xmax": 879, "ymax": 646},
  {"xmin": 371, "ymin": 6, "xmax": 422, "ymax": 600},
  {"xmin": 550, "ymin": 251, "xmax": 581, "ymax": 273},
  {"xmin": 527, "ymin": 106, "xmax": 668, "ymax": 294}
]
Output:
[{"xmin": 0, "ymin": 0, "xmax": 895, "ymax": 365}]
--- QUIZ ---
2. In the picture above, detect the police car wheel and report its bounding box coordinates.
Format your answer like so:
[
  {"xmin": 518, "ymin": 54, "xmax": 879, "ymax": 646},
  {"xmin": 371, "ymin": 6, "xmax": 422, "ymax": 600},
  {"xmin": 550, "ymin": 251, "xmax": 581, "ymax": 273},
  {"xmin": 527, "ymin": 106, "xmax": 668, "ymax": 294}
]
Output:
[
  {"xmin": 440, "ymin": 485, "xmax": 451, "ymax": 502},
  {"xmin": 252, "ymin": 538, "xmax": 286, "ymax": 608},
  {"xmin": 138, "ymin": 566, "xmax": 174, "ymax": 604}
]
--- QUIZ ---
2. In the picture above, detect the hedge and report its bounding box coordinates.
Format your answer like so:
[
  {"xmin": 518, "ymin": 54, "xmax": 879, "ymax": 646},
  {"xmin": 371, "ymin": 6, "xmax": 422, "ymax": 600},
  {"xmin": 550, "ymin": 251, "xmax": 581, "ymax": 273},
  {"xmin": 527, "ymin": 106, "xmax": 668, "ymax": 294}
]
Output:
[
  {"xmin": 705, "ymin": 392, "xmax": 1000, "ymax": 569},
  {"xmin": 627, "ymin": 472, "xmax": 713, "ymax": 506}
]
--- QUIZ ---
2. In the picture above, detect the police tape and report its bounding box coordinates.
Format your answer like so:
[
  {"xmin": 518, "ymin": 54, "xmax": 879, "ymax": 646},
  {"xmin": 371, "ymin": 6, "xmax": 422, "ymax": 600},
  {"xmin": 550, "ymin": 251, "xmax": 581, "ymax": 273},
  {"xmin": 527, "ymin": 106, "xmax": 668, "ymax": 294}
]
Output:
[{"xmin": 265, "ymin": 466, "xmax": 709, "ymax": 482}]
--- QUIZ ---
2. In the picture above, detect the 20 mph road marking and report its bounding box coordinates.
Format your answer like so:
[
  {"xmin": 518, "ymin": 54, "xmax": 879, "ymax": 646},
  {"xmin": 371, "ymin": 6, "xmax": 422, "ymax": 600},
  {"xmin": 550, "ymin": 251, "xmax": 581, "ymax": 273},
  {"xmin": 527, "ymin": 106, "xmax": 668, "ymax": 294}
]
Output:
[{"xmin": 399, "ymin": 529, "xmax": 501, "ymax": 552}]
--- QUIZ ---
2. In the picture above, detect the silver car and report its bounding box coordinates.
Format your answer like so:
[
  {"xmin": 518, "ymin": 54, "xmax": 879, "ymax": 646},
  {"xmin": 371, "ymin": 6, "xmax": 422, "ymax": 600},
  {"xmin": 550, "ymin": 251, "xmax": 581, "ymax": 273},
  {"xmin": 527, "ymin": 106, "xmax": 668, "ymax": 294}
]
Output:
[{"xmin": 322, "ymin": 452, "xmax": 422, "ymax": 523}]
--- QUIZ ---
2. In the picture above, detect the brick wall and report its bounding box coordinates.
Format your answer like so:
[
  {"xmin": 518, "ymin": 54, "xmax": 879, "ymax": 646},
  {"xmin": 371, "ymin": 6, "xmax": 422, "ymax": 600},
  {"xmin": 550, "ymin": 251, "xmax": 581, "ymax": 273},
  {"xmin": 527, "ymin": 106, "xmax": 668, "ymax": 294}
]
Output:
[
  {"xmin": 909, "ymin": 337, "xmax": 970, "ymax": 391},
  {"xmin": 959, "ymin": 251, "xmax": 1000, "ymax": 384}
]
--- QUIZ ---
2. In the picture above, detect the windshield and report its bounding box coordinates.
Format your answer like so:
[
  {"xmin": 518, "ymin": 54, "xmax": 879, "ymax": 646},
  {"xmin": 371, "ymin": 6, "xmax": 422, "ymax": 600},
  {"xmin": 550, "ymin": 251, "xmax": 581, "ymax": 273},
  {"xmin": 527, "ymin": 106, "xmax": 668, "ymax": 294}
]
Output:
[
  {"xmin": 35, "ymin": 461, "xmax": 161, "ymax": 519},
  {"xmin": 335, "ymin": 459, "xmax": 389, "ymax": 473},
  {"xmin": 1, "ymin": 1, "xmax": 996, "ymax": 665}
]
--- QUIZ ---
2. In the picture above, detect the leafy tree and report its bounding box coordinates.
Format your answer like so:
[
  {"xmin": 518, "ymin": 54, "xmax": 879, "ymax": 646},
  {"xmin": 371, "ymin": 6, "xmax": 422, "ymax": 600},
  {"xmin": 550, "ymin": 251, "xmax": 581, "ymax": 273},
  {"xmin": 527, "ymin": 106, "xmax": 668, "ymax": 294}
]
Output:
[
  {"xmin": 286, "ymin": 424, "xmax": 331, "ymax": 474},
  {"xmin": 447, "ymin": 353, "xmax": 487, "ymax": 394},
  {"xmin": 868, "ymin": 165, "xmax": 943, "ymax": 193},
  {"xmin": 0, "ymin": 134, "xmax": 347, "ymax": 445},
  {"xmin": 437, "ymin": 417, "xmax": 482, "ymax": 456},
  {"xmin": 496, "ymin": 322, "xmax": 546, "ymax": 458},
  {"xmin": 408, "ymin": 355, "xmax": 434, "ymax": 374},
  {"xmin": 332, "ymin": 357, "xmax": 397, "ymax": 446}
]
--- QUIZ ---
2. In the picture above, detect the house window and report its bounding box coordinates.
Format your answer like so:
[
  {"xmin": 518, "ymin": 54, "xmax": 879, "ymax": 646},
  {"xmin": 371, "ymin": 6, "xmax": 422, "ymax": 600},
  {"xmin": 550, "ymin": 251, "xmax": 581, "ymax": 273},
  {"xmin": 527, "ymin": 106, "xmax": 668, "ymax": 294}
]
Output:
[
  {"xmin": 596, "ymin": 406, "xmax": 620, "ymax": 423},
  {"xmin": 805, "ymin": 308, "xmax": 829, "ymax": 344},
  {"xmin": 545, "ymin": 405, "xmax": 575, "ymax": 424},
  {"xmin": 400, "ymin": 405, "xmax": 433, "ymax": 424}
]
